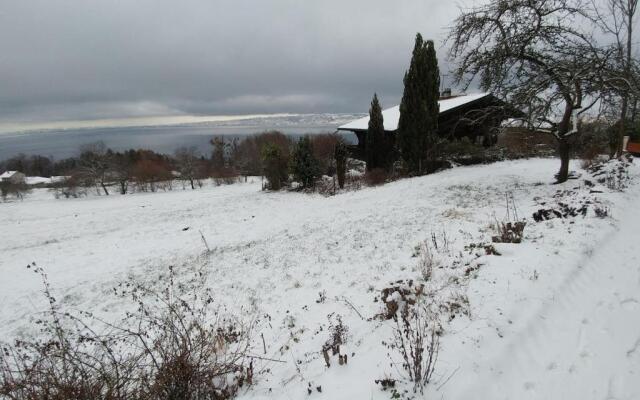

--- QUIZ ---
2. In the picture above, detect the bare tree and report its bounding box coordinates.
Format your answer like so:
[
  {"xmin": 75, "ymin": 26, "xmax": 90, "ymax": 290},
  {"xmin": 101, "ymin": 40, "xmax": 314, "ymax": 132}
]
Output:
[
  {"xmin": 595, "ymin": 0, "xmax": 639, "ymax": 156},
  {"xmin": 78, "ymin": 141, "xmax": 111, "ymax": 195},
  {"xmin": 174, "ymin": 146, "xmax": 201, "ymax": 190},
  {"xmin": 447, "ymin": 0, "xmax": 614, "ymax": 182},
  {"xmin": 109, "ymin": 152, "xmax": 133, "ymax": 195}
]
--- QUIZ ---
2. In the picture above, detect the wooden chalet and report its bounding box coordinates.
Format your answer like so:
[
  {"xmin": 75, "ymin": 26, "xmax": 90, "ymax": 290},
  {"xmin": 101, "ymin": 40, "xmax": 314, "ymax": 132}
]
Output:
[{"xmin": 337, "ymin": 92, "xmax": 517, "ymax": 160}]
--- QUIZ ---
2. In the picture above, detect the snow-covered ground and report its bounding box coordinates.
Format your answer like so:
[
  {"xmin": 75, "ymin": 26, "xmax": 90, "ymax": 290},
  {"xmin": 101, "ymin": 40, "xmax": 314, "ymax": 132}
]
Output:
[
  {"xmin": 24, "ymin": 176, "xmax": 65, "ymax": 185},
  {"xmin": 1, "ymin": 158, "xmax": 639, "ymax": 399}
]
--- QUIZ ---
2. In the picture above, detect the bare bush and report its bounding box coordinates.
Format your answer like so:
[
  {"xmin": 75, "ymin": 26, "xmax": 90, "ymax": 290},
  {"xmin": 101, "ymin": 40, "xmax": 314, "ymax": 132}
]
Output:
[
  {"xmin": 324, "ymin": 314, "xmax": 348, "ymax": 356},
  {"xmin": 492, "ymin": 221, "xmax": 526, "ymax": 243},
  {"xmin": 50, "ymin": 175, "xmax": 87, "ymax": 199},
  {"xmin": 418, "ymin": 241, "xmax": 440, "ymax": 281},
  {"xmin": 132, "ymin": 160, "xmax": 173, "ymax": 192},
  {"xmin": 492, "ymin": 193, "xmax": 526, "ymax": 243},
  {"xmin": 0, "ymin": 265, "xmax": 255, "ymax": 400},
  {"xmin": 385, "ymin": 297, "xmax": 440, "ymax": 394},
  {"xmin": 213, "ymin": 171, "xmax": 241, "ymax": 186},
  {"xmin": 320, "ymin": 313, "xmax": 350, "ymax": 368},
  {"xmin": 585, "ymin": 156, "xmax": 632, "ymax": 191}
]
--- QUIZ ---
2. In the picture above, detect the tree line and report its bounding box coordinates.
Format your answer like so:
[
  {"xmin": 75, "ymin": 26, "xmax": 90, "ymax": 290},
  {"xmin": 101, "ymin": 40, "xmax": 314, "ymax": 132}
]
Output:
[{"xmin": 0, "ymin": 131, "xmax": 345, "ymax": 199}]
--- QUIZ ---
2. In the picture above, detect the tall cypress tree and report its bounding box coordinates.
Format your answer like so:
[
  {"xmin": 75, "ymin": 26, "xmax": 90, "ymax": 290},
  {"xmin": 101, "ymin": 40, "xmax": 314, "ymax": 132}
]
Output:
[
  {"xmin": 423, "ymin": 40, "xmax": 440, "ymax": 167},
  {"xmin": 334, "ymin": 139, "xmax": 347, "ymax": 189},
  {"xmin": 366, "ymin": 93, "xmax": 385, "ymax": 171},
  {"xmin": 397, "ymin": 33, "xmax": 440, "ymax": 173}
]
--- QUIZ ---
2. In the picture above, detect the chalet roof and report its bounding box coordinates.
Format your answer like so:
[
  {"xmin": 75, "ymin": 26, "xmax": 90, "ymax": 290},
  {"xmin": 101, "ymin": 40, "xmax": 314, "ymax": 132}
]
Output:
[
  {"xmin": 337, "ymin": 92, "xmax": 491, "ymax": 132},
  {"xmin": 0, "ymin": 171, "xmax": 20, "ymax": 179}
]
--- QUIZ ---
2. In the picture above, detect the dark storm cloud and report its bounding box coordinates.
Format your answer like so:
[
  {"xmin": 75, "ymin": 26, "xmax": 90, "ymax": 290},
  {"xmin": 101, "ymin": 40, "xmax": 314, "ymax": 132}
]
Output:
[{"xmin": 0, "ymin": 0, "xmax": 459, "ymax": 123}]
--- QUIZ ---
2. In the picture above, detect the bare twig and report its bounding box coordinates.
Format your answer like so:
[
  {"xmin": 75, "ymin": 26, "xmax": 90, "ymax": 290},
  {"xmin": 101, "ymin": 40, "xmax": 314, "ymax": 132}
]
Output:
[
  {"xmin": 199, "ymin": 229, "xmax": 211, "ymax": 253},
  {"xmin": 436, "ymin": 366, "xmax": 461, "ymax": 391},
  {"xmin": 340, "ymin": 296, "xmax": 365, "ymax": 320}
]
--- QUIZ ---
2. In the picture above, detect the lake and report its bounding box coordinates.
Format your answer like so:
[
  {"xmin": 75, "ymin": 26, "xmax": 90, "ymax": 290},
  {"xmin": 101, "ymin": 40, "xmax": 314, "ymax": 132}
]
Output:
[{"xmin": 0, "ymin": 114, "xmax": 360, "ymax": 160}]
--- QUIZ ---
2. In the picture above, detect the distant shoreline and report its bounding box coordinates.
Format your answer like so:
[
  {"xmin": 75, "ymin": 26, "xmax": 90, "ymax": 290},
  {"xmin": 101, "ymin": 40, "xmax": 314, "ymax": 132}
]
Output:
[
  {"xmin": 0, "ymin": 113, "xmax": 363, "ymax": 136},
  {"xmin": 0, "ymin": 114, "xmax": 361, "ymax": 160}
]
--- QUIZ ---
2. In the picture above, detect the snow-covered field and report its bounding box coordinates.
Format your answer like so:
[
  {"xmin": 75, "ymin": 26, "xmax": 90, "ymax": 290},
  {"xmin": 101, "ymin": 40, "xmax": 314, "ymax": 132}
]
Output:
[{"xmin": 1, "ymin": 158, "xmax": 639, "ymax": 399}]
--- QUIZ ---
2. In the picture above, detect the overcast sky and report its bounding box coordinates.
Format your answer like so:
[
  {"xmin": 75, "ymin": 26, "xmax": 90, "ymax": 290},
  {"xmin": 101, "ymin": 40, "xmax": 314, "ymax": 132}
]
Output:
[{"xmin": 0, "ymin": 0, "xmax": 462, "ymax": 125}]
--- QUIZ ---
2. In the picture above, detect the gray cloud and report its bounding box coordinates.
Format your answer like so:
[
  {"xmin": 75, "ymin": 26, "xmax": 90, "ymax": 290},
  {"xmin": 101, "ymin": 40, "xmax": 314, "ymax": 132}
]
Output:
[{"xmin": 0, "ymin": 0, "xmax": 460, "ymax": 123}]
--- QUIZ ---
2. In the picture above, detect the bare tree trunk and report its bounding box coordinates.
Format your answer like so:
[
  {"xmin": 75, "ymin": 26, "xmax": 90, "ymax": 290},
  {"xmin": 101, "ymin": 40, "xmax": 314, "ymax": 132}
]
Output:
[
  {"xmin": 100, "ymin": 181, "xmax": 109, "ymax": 196},
  {"xmin": 557, "ymin": 138, "xmax": 571, "ymax": 183},
  {"xmin": 189, "ymin": 178, "xmax": 195, "ymax": 190},
  {"xmin": 616, "ymin": 0, "xmax": 637, "ymax": 157},
  {"xmin": 556, "ymin": 102, "xmax": 574, "ymax": 183}
]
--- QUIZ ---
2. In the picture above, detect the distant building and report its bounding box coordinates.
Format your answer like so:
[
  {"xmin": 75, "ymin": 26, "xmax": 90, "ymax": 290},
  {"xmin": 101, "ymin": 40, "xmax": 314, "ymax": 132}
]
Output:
[
  {"xmin": 0, "ymin": 171, "xmax": 26, "ymax": 185},
  {"xmin": 338, "ymin": 92, "xmax": 518, "ymax": 159}
]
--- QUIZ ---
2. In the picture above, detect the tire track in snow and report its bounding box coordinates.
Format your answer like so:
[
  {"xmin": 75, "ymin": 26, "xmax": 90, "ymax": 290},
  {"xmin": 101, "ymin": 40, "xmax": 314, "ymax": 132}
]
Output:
[{"xmin": 458, "ymin": 193, "xmax": 640, "ymax": 400}]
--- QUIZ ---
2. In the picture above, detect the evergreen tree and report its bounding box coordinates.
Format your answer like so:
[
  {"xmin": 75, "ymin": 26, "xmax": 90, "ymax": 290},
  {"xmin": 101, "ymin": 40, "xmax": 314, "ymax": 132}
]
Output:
[
  {"xmin": 210, "ymin": 136, "xmax": 227, "ymax": 170},
  {"xmin": 261, "ymin": 144, "xmax": 288, "ymax": 190},
  {"xmin": 334, "ymin": 139, "xmax": 347, "ymax": 189},
  {"xmin": 397, "ymin": 33, "xmax": 440, "ymax": 173},
  {"xmin": 290, "ymin": 136, "xmax": 321, "ymax": 189},
  {"xmin": 366, "ymin": 93, "xmax": 385, "ymax": 171}
]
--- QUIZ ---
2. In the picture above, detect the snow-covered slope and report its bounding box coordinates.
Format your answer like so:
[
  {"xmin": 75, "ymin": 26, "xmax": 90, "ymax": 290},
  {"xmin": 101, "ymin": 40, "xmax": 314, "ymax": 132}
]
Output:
[{"xmin": 1, "ymin": 158, "xmax": 638, "ymax": 399}]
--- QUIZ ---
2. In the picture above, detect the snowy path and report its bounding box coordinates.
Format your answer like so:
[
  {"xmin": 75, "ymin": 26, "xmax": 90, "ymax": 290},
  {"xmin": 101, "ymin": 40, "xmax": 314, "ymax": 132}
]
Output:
[{"xmin": 460, "ymin": 190, "xmax": 640, "ymax": 399}]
